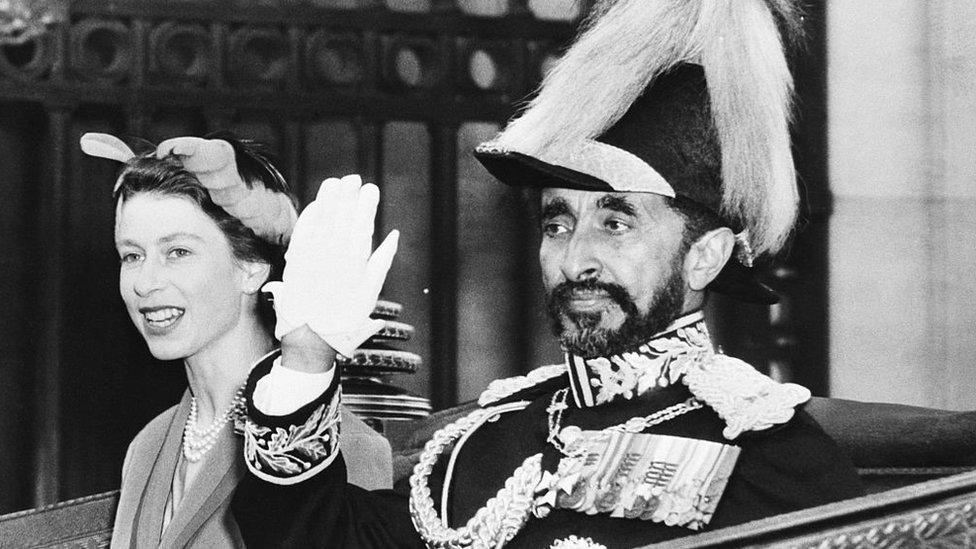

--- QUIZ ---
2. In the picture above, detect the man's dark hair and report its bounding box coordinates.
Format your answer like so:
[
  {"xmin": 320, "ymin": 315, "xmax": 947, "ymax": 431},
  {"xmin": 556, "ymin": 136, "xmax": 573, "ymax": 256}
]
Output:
[{"xmin": 667, "ymin": 196, "xmax": 725, "ymax": 252}]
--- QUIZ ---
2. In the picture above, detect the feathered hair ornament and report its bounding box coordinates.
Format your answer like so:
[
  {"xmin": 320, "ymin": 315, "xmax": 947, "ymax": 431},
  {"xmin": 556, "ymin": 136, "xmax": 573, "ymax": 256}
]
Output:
[
  {"xmin": 477, "ymin": 0, "xmax": 802, "ymax": 260},
  {"xmin": 80, "ymin": 133, "xmax": 298, "ymax": 245}
]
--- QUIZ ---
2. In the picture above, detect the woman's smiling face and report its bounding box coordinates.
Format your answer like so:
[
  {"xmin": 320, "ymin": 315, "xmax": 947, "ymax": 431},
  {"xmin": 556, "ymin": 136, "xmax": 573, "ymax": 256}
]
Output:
[{"xmin": 115, "ymin": 192, "xmax": 250, "ymax": 361}]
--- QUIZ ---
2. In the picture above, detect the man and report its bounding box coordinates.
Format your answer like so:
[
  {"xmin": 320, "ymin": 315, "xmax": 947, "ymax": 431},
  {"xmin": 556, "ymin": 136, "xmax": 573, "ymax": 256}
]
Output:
[{"xmin": 231, "ymin": 0, "xmax": 864, "ymax": 547}]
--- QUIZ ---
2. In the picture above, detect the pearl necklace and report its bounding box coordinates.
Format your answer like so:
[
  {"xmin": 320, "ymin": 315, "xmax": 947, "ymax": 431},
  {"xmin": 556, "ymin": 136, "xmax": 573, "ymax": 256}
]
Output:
[{"xmin": 183, "ymin": 383, "xmax": 247, "ymax": 462}]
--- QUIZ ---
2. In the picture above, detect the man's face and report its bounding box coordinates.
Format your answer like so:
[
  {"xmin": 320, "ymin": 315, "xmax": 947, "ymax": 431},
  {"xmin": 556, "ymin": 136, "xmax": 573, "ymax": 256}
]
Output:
[{"xmin": 539, "ymin": 188, "xmax": 690, "ymax": 358}]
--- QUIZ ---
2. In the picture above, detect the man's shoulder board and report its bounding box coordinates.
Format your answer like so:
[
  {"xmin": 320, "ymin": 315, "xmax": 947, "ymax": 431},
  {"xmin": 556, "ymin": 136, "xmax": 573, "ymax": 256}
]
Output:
[
  {"xmin": 478, "ymin": 364, "xmax": 567, "ymax": 407},
  {"xmin": 686, "ymin": 354, "xmax": 812, "ymax": 440}
]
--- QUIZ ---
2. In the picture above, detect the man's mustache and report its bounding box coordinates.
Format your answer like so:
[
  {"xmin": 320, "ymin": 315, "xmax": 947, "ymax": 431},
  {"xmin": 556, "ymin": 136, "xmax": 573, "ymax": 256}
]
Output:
[{"xmin": 546, "ymin": 279, "xmax": 634, "ymax": 311}]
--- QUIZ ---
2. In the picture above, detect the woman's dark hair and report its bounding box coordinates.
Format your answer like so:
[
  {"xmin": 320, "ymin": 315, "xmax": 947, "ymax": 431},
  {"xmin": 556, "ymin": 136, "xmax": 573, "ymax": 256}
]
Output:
[{"xmin": 113, "ymin": 134, "xmax": 293, "ymax": 330}]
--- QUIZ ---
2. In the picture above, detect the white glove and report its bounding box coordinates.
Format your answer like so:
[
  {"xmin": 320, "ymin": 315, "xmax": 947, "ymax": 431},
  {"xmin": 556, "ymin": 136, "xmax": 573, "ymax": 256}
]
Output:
[{"xmin": 263, "ymin": 175, "xmax": 399, "ymax": 357}]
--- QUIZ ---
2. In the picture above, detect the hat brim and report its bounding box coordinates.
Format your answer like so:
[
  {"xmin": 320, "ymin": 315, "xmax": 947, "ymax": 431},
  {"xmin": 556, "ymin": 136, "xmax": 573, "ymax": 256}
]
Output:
[
  {"xmin": 474, "ymin": 148, "xmax": 780, "ymax": 305},
  {"xmin": 474, "ymin": 148, "xmax": 614, "ymax": 192}
]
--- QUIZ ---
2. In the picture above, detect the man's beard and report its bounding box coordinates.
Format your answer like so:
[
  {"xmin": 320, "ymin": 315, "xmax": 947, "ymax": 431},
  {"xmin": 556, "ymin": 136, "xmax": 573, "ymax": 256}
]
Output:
[{"xmin": 545, "ymin": 259, "xmax": 686, "ymax": 359}]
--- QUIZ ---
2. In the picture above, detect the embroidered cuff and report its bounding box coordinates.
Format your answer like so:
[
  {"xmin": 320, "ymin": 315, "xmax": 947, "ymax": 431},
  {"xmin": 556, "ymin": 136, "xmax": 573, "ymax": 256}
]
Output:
[{"xmin": 242, "ymin": 356, "xmax": 342, "ymax": 485}]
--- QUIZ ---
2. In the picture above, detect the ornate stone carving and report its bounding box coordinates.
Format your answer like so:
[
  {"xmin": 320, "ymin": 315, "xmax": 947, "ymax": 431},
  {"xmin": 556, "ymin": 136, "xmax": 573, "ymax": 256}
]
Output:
[
  {"xmin": 149, "ymin": 22, "xmax": 212, "ymax": 83},
  {"xmin": 226, "ymin": 26, "xmax": 290, "ymax": 85},
  {"xmin": 69, "ymin": 18, "xmax": 132, "ymax": 82}
]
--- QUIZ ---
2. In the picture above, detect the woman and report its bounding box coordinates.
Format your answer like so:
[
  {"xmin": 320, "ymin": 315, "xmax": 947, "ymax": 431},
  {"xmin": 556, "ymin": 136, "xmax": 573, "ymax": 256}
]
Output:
[{"xmin": 80, "ymin": 133, "xmax": 392, "ymax": 548}]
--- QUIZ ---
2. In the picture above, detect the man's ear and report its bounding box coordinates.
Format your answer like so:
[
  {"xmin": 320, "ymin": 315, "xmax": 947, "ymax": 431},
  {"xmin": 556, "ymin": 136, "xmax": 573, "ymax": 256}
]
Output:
[
  {"xmin": 240, "ymin": 260, "xmax": 272, "ymax": 295},
  {"xmin": 684, "ymin": 228, "xmax": 735, "ymax": 291}
]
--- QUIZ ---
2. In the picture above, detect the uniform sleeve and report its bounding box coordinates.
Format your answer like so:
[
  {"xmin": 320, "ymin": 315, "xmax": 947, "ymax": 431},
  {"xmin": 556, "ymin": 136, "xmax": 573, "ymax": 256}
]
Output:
[
  {"xmin": 242, "ymin": 355, "xmax": 343, "ymax": 485},
  {"xmin": 711, "ymin": 409, "xmax": 865, "ymax": 527},
  {"xmin": 233, "ymin": 354, "xmax": 423, "ymax": 548},
  {"xmin": 232, "ymin": 454, "xmax": 422, "ymax": 548}
]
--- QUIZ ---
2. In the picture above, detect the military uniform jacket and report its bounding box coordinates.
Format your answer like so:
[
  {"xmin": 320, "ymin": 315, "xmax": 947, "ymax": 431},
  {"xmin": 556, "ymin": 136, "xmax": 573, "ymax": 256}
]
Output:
[{"xmin": 232, "ymin": 312, "xmax": 863, "ymax": 548}]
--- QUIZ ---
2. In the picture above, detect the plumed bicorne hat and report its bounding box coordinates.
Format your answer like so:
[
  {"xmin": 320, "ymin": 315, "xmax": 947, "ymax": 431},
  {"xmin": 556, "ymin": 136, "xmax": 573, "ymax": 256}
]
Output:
[{"xmin": 474, "ymin": 0, "xmax": 803, "ymax": 304}]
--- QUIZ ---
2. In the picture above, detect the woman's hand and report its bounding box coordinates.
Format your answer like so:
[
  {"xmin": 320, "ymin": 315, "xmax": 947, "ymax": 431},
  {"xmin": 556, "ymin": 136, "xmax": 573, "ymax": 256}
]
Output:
[
  {"xmin": 155, "ymin": 136, "xmax": 236, "ymax": 189},
  {"xmin": 264, "ymin": 175, "xmax": 399, "ymax": 365},
  {"xmin": 155, "ymin": 136, "xmax": 297, "ymax": 244}
]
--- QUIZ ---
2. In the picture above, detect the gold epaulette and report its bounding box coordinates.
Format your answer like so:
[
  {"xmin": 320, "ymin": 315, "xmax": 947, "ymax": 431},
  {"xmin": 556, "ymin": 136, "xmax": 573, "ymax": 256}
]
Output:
[
  {"xmin": 685, "ymin": 353, "xmax": 811, "ymax": 440},
  {"xmin": 477, "ymin": 364, "xmax": 567, "ymax": 407}
]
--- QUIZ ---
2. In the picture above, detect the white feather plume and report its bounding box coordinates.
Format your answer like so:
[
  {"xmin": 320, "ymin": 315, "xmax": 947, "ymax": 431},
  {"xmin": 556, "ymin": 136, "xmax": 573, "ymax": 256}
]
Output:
[
  {"xmin": 701, "ymin": 0, "xmax": 798, "ymax": 255},
  {"xmin": 495, "ymin": 0, "xmax": 703, "ymax": 155}
]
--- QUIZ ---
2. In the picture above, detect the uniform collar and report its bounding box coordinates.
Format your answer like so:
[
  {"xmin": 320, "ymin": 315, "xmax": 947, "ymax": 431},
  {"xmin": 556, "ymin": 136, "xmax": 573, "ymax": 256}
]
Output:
[{"xmin": 565, "ymin": 310, "xmax": 709, "ymax": 408}]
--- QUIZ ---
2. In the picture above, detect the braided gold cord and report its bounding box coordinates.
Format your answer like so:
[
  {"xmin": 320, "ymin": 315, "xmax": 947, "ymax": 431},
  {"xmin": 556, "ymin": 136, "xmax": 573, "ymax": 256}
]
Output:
[
  {"xmin": 409, "ymin": 408, "xmax": 544, "ymax": 549},
  {"xmin": 411, "ymin": 389, "xmax": 703, "ymax": 547},
  {"xmin": 546, "ymin": 388, "xmax": 702, "ymax": 458}
]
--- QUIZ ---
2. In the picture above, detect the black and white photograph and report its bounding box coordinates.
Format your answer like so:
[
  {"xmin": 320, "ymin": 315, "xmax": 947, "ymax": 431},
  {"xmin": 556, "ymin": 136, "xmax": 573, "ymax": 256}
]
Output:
[{"xmin": 0, "ymin": 0, "xmax": 975, "ymax": 547}]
